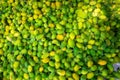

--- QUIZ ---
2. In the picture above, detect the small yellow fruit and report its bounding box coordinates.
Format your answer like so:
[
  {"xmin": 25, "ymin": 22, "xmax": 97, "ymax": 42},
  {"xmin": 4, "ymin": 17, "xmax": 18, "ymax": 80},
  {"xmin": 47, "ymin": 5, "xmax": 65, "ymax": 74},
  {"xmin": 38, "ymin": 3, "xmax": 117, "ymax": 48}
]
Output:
[
  {"xmin": 45, "ymin": 1, "xmax": 50, "ymax": 6},
  {"xmin": 99, "ymin": 15, "xmax": 107, "ymax": 20},
  {"xmin": 22, "ymin": 16, "xmax": 26, "ymax": 21},
  {"xmin": 50, "ymin": 51, "xmax": 55, "ymax": 56},
  {"xmin": 70, "ymin": 32, "xmax": 75, "ymax": 40},
  {"xmin": 74, "ymin": 65, "xmax": 80, "ymax": 72},
  {"xmin": 55, "ymin": 1, "xmax": 61, "ymax": 9},
  {"xmin": 90, "ymin": 1, "xmax": 96, "ymax": 5},
  {"xmin": 49, "ymin": 23, "xmax": 55, "ymax": 28},
  {"xmin": 57, "ymin": 70, "xmax": 66, "ymax": 76},
  {"xmin": 5, "ymin": 31, "xmax": 9, "ymax": 36},
  {"xmin": 42, "ymin": 58, "xmax": 50, "ymax": 63},
  {"xmin": 88, "ymin": 40, "xmax": 95, "ymax": 45},
  {"xmin": 30, "ymin": 26, "xmax": 34, "ymax": 31},
  {"xmin": 21, "ymin": 12, "xmax": 26, "ymax": 17},
  {"xmin": 28, "ymin": 65, "xmax": 32, "ymax": 72},
  {"xmin": 87, "ymin": 60, "xmax": 93, "ymax": 67},
  {"xmin": 16, "ymin": 55, "xmax": 22, "ymax": 60},
  {"xmin": 56, "ymin": 34, "xmax": 64, "ymax": 41},
  {"xmin": 13, "ymin": 61, "xmax": 19, "ymax": 69},
  {"xmin": 22, "ymin": 20, "xmax": 26, "ymax": 24},
  {"xmin": 34, "ymin": 9, "xmax": 40, "ymax": 15},
  {"xmin": 55, "ymin": 62, "xmax": 60, "ymax": 69},
  {"xmin": 98, "ymin": 60, "xmax": 107, "ymax": 66},
  {"xmin": 39, "ymin": 14, "xmax": 42, "ymax": 19},
  {"xmin": 81, "ymin": 70, "xmax": 88, "ymax": 75},
  {"xmin": 24, "ymin": 73, "xmax": 29, "ymax": 79},
  {"xmin": 33, "ymin": 56, "xmax": 39, "ymax": 63},
  {"xmin": 72, "ymin": 73, "xmax": 79, "ymax": 80},
  {"xmin": 87, "ymin": 72, "xmax": 94, "ymax": 79},
  {"xmin": 32, "ymin": 3, "xmax": 38, "ymax": 9},
  {"xmin": 33, "ymin": 14, "xmax": 38, "ymax": 19},
  {"xmin": 29, "ymin": 16, "xmax": 33, "ymax": 21},
  {"xmin": 51, "ymin": 3, "xmax": 56, "ymax": 9},
  {"xmin": 39, "ymin": 67, "xmax": 43, "ymax": 72},
  {"xmin": 87, "ymin": 45, "xmax": 92, "ymax": 49},
  {"xmin": 14, "ymin": 32, "xmax": 20, "ymax": 37},
  {"xmin": 28, "ymin": 50, "xmax": 32, "ymax": 55}
]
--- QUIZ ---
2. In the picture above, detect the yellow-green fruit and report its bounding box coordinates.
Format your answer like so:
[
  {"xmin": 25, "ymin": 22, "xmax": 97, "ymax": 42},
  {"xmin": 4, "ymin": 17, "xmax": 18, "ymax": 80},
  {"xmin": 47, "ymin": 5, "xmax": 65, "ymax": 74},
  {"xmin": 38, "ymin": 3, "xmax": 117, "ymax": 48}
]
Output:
[
  {"xmin": 88, "ymin": 40, "xmax": 95, "ymax": 45},
  {"xmin": 74, "ymin": 65, "xmax": 80, "ymax": 72},
  {"xmin": 76, "ymin": 43, "xmax": 83, "ymax": 49},
  {"xmin": 50, "ymin": 51, "xmax": 55, "ymax": 56},
  {"xmin": 72, "ymin": 73, "xmax": 79, "ymax": 80},
  {"xmin": 33, "ymin": 56, "xmax": 39, "ymax": 63},
  {"xmin": 13, "ymin": 61, "xmax": 19, "ymax": 69},
  {"xmin": 81, "ymin": 70, "xmax": 88, "ymax": 75},
  {"xmin": 0, "ymin": 49, "xmax": 3, "ymax": 55},
  {"xmin": 55, "ymin": 62, "xmax": 60, "ymax": 69},
  {"xmin": 56, "ymin": 34, "xmax": 64, "ymax": 41},
  {"xmin": 69, "ymin": 32, "xmax": 75, "ymax": 40},
  {"xmin": 87, "ymin": 60, "xmax": 93, "ymax": 67},
  {"xmin": 58, "ymin": 76, "xmax": 66, "ymax": 80},
  {"xmin": 24, "ymin": 73, "xmax": 29, "ymax": 79},
  {"xmin": 87, "ymin": 72, "xmax": 94, "ymax": 79},
  {"xmin": 41, "ymin": 58, "xmax": 50, "ymax": 63},
  {"xmin": 16, "ymin": 55, "xmax": 22, "ymax": 60},
  {"xmin": 28, "ymin": 65, "xmax": 33, "ymax": 72},
  {"xmin": 39, "ymin": 67, "xmax": 44, "ymax": 72},
  {"xmin": 87, "ymin": 45, "xmax": 92, "ymax": 49},
  {"xmin": 57, "ymin": 70, "xmax": 66, "ymax": 76},
  {"xmin": 55, "ymin": 1, "xmax": 61, "ymax": 9},
  {"xmin": 14, "ymin": 32, "xmax": 20, "ymax": 37}
]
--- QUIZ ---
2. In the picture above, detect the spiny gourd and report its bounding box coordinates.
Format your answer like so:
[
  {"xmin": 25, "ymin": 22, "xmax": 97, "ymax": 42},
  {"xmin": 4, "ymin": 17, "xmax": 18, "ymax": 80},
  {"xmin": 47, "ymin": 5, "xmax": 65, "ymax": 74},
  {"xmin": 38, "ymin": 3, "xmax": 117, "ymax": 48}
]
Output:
[{"xmin": 0, "ymin": 0, "xmax": 120, "ymax": 80}]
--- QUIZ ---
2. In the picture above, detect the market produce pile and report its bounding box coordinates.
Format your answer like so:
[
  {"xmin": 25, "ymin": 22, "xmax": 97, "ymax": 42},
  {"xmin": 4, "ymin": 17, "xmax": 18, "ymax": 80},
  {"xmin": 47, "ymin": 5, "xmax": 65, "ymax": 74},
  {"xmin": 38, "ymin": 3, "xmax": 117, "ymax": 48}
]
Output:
[{"xmin": 0, "ymin": 0, "xmax": 120, "ymax": 80}]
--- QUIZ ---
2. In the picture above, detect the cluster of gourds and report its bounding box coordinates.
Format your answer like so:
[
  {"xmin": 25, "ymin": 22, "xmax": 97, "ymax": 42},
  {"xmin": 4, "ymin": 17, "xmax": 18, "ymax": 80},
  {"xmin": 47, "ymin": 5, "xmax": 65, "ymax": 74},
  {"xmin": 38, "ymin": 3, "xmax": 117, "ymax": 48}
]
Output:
[{"xmin": 0, "ymin": 0, "xmax": 120, "ymax": 80}]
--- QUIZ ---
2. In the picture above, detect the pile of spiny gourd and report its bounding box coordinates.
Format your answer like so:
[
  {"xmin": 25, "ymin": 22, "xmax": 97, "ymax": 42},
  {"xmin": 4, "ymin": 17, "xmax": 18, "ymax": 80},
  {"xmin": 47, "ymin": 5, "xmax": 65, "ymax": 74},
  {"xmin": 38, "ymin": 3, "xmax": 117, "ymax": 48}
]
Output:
[{"xmin": 0, "ymin": 0, "xmax": 120, "ymax": 80}]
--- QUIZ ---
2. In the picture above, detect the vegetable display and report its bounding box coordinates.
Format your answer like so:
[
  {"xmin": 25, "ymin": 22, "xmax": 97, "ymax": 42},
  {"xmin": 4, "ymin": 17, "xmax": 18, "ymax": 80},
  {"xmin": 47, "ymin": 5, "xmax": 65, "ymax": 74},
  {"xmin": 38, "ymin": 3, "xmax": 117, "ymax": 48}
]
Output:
[{"xmin": 0, "ymin": 0, "xmax": 120, "ymax": 80}]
